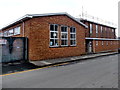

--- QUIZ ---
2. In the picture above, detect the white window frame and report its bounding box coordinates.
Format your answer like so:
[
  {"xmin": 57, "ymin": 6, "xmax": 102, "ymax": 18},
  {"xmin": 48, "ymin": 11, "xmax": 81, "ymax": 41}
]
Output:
[
  {"xmin": 106, "ymin": 41, "xmax": 108, "ymax": 46},
  {"xmin": 49, "ymin": 24, "xmax": 59, "ymax": 47},
  {"xmin": 90, "ymin": 24, "xmax": 93, "ymax": 34},
  {"xmin": 8, "ymin": 29, "xmax": 14, "ymax": 36},
  {"xmin": 101, "ymin": 26, "xmax": 103, "ymax": 37},
  {"xmin": 61, "ymin": 26, "xmax": 68, "ymax": 46},
  {"xmin": 70, "ymin": 27, "xmax": 76, "ymax": 46},
  {"xmin": 3, "ymin": 31, "xmax": 8, "ymax": 37},
  {"xmin": 96, "ymin": 25, "xmax": 98, "ymax": 37},
  {"xmin": 0, "ymin": 32, "xmax": 3, "ymax": 37},
  {"xmin": 14, "ymin": 26, "xmax": 20, "ymax": 35},
  {"xmin": 96, "ymin": 25, "xmax": 98, "ymax": 33},
  {"xmin": 102, "ymin": 41, "xmax": 104, "ymax": 46},
  {"xmin": 111, "ymin": 41, "xmax": 112, "ymax": 45},
  {"xmin": 96, "ymin": 41, "xmax": 98, "ymax": 46}
]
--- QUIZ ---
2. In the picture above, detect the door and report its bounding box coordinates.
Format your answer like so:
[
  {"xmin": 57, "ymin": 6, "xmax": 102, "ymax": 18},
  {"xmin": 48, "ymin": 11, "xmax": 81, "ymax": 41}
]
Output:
[{"xmin": 86, "ymin": 40, "xmax": 93, "ymax": 53}]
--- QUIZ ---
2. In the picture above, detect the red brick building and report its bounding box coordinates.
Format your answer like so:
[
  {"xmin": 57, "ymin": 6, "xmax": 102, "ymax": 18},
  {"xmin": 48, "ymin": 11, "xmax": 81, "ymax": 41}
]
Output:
[
  {"xmin": 80, "ymin": 19, "xmax": 119, "ymax": 53},
  {"xmin": 0, "ymin": 13, "xmax": 88, "ymax": 61},
  {"xmin": 0, "ymin": 12, "xmax": 119, "ymax": 62}
]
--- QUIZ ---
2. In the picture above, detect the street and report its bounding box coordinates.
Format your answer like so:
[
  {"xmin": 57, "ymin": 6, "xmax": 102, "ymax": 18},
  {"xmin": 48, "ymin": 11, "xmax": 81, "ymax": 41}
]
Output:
[{"xmin": 2, "ymin": 54, "xmax": 119, "ymax": 88}]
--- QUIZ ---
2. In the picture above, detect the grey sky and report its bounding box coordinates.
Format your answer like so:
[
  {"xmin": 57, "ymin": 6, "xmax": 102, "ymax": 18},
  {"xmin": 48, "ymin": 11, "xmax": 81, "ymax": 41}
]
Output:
[{"xmin": 0, "ymin": 0, "xmax": 119, "ymax": 36}]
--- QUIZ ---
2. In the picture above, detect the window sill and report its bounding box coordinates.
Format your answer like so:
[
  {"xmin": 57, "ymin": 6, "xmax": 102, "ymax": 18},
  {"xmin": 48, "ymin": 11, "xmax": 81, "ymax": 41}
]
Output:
[{"xmin": 49, "ymin": 45, "xmax": 77, "ymax": 48}]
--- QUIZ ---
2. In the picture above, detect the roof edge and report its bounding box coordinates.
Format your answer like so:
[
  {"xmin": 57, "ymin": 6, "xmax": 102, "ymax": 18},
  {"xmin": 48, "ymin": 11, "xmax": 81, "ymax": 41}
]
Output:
[{"xmin": 1, "ymin": 12, "xmax": 88, "ymax": 30}]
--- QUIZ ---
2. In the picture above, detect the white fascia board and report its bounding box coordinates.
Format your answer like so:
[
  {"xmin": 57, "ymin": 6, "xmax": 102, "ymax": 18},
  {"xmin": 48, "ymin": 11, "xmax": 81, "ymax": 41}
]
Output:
[
  {"xmin": 1, "ymin": 15, "xmax": 33, "ymax": 30},
  {"xmin": 85, "ymin": 37, "xmax": 119, "ymax": 41}
]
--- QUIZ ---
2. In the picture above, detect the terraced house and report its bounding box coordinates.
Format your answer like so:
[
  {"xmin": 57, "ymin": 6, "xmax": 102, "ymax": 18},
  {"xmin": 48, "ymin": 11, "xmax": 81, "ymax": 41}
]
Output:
[{"xmin": 0, "ymin": 12, "xmax": 119, "ymax": 63}]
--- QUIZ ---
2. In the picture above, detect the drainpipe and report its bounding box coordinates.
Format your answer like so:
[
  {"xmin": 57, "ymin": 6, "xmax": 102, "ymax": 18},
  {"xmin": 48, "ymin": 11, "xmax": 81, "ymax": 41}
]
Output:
[{"xmin": 21, "ymin": 15, "xmax": 33, "ymax": 37}]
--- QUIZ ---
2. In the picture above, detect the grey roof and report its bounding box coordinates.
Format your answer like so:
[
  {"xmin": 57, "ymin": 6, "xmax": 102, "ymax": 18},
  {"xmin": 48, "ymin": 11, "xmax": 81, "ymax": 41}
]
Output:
[
  {"xmin": 1, "ymin": 12, "xmax": 88, "ymax": 30},
  {"xmin": 80, "ymin": 18, "xmax": 116, "ymax": 29}
]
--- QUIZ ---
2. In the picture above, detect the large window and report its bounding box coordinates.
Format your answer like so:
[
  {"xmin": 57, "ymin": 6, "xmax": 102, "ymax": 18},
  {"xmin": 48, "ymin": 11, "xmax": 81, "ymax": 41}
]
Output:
[
  {"xmin": 14, "ymin": 26, "xmax": 20, "ymax": 35},
  {"xmin": 61, "ymin": 26, "xmax": 68, "ymax": 46},
  {"xmin": 8, "ymin": 29, "xmax": 14, "ymax": 36},
  {"xmin": 50, "ymin": 24, "xmax": 59, "ymax": 47},
  {"xmin": 70, "ymin": 27, "xmax": 76, "ymax": 46}
]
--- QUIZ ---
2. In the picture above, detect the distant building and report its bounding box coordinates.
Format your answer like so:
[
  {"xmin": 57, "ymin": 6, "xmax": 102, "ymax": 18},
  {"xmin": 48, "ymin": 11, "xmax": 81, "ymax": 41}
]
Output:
[{"xmin": 80, "ymin": 19, "xmax": 118, "ymax": 53}]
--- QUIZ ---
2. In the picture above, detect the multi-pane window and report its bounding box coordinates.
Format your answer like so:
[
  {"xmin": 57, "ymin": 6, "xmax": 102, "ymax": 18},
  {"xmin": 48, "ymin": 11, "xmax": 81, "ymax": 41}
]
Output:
[
  {"xmin": 90, "ymin": 24, "xmax": 92, "ymax": 35},
  {"xmin": 8, "ymin": 29, "xmax": 14, "ymax": 36},
  {"xmin": 61, "ymin": 26, "xmax": 68, "ymax": 46},
  {"xmin": 50, "ymin": 24, "xmax": 59, "ymax": 47},
  {"xmin": 70, "ymin": 27, "xmax": 76, "ymax": 46},
  {"xmin": 14, "ymin": 26, "xmax": 20, "ymax": 35}
]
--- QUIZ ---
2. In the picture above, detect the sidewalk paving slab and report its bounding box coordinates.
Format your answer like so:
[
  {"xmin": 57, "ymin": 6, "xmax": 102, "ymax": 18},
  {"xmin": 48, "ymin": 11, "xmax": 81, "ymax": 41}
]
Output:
[{"xmin": 30, "ymin": 52, "xmax": 118, "ymax": 67}]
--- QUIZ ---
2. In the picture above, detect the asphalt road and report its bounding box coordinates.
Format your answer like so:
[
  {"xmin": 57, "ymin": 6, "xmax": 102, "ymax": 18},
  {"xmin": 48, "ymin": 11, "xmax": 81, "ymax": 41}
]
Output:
[{"xmin": 2, "ymin": 54, "xmax": 119, "ymax": 88}]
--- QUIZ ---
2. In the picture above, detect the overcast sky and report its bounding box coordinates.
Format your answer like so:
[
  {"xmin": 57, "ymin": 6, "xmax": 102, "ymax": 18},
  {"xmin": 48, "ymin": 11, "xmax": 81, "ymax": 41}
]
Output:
[{"xmin": 0, "ymin": 0, "xmax": 119, "ymax": 36}]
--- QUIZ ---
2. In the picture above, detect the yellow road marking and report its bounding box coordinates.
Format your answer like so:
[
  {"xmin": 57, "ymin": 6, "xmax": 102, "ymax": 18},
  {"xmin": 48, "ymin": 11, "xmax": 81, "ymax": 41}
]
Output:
[{"xmin": 1, "ymin": 62, "xmax": 69, "ymax": 76}]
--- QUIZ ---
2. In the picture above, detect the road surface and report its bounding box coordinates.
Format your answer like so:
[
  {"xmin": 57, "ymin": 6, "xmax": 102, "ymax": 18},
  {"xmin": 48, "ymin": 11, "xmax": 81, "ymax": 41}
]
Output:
[{"xmin": 2, "ymin": 54, "xmax": 119, "ymax": 88}]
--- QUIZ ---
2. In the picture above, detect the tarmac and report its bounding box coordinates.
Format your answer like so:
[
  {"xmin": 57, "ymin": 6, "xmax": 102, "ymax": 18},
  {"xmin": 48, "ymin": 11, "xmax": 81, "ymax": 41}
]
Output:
[
  {"xmin": 1, "ymin": 51, "xmax": 119, "ymax": 75},
  {"xmin": 30, "ymin": 52, "xmax": 118, "ymax": 67}
]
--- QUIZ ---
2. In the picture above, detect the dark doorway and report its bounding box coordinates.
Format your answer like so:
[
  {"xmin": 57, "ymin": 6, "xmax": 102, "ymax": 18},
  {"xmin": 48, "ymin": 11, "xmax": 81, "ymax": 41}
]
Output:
[{"xmin": 86, "ymin": 40, "xmax": 93, "ymax": 54}]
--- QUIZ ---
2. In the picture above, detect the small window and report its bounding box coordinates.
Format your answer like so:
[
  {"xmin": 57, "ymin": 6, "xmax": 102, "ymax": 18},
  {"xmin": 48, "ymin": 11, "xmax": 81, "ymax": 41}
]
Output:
[
  {"xmin": 112, "ymin": 29, "xmax": 114, "ymax": 32},
  {"xmin": 101, "ymin": 26, "xmax": 103, "ymax": 37},
  {"xmin": 14, "ymin": 26, "xmax": 20, "ymax": 35},
  {"xmin": 3, "ymin": 31, "xmax": 8, "ymax": 37},
  {"xmin": 90, "ymin": 24, "xmax": 92, "ymax": 34},
  {"xmin": 0, "ymin": 32, "xmax": 3, "ymax": 37},
  {"xmin": 96, "ymin": 41, "xmax": 98, "ymax": 46},
  {"xmin": 96, "ymin": 25, "xmax": 98, "ymax": 33},
  {"xmin": 61, "ymin": 26, "xmax": 68, "ymax": 46},
  {"xmin": 102, "ymin": 41, "xmax": 104, "ymax": 46},
  {"xmin": 8, "ymin": 29, "xmax": 14, "ymax": 36},
  {"xmin": 101, "ymin": 26, "xmax": 103, "ymax": 33},
  {"xmin": 50, "ymin": 24, "xmax": 59, "ymax": 47},
  {"xmin": 106, "ymin": 41, "xmax": 108, "ymax": 46},
  {"xmin": 70, "ymin": 27, "xmax": 76, "ymax": 46}
]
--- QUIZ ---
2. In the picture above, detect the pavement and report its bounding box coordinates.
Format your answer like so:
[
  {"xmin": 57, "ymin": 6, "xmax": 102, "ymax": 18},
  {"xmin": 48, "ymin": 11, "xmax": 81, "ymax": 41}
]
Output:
[{"xmin": 30, "ymin": 51, "xmax": 118, "ymax": 67}]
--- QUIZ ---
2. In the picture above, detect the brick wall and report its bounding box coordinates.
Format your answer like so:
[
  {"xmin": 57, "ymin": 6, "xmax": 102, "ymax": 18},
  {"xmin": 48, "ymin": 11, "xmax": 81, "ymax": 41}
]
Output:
[
  {"xmin": 27, "ymin": 16, "xmax": 86, "ymax": 60},
  {"xmin": 84, "ymin": 21, "xmax": 116, "ymax": 39},
  {"xmin": 93, "ymin": 40, "xmax": 118, "ymax": 53},
  {"xmin": 1, "ymin": 15, "xmax": 86, "ymax": 61}
]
